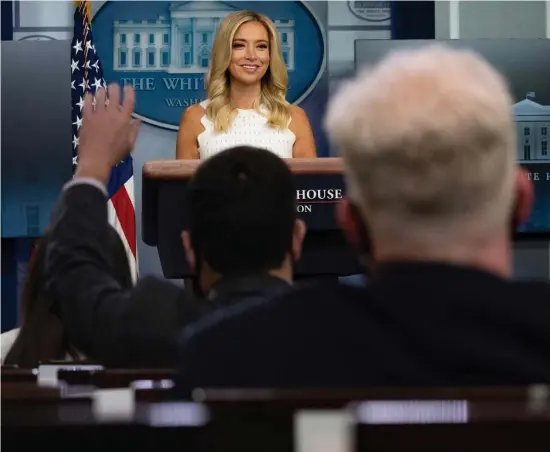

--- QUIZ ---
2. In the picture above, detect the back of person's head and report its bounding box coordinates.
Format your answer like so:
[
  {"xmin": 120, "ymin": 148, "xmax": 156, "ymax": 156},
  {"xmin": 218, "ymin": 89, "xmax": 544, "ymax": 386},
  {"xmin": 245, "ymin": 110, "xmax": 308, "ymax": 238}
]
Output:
[
  {"xmin": 4, "ymin": 226, "xmax": 132, "ymax": 367},
  {"xmin": 325, "ymin": 45, "xmax": 533, "ymax": 261},
  {"xmin": 182, "ymin": 146, "xmax": 304, "ymax": 284}
]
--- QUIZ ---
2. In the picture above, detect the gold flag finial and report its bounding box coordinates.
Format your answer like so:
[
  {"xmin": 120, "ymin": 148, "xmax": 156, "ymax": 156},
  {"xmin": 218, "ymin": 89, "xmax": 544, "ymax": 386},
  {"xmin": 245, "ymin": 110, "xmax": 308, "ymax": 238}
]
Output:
[{"xmin": 74, "ymin": 1, "xmax": 92, "ymax": 23}]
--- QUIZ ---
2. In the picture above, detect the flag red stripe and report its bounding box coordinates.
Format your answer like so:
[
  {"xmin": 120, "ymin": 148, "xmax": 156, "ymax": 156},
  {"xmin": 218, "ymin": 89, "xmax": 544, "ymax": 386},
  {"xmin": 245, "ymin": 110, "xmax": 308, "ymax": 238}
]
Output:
[
  {"xmin": 72, "ymin": 1, "xmax": 137, "ymax": 281},
  {"xmin": 111, "ymin": 186, "xmax": 137, "ymax": 258}
]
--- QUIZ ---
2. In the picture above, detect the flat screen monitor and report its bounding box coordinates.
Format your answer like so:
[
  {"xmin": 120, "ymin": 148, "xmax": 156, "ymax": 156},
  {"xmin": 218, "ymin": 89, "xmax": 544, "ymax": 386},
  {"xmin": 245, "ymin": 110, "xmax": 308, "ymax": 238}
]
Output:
[
  {"xmin": 354, "ymin": 39, "xmax": 550, "ymax": 237},
  {"xmin": 1, "ymin": 40, "xmax": 73, "ymax": 238}
]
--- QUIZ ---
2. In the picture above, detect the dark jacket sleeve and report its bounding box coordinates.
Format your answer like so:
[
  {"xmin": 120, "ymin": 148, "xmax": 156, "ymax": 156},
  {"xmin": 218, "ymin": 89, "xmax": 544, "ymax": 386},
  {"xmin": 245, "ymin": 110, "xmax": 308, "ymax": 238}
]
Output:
[{"xmin": 46, "ymin": 183, "xmax": 206, "ymax": 367}]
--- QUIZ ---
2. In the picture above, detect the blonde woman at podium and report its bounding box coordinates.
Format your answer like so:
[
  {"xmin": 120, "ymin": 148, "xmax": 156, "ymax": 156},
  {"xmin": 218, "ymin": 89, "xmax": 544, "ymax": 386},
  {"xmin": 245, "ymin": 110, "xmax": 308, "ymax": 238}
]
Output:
[{"xmin": 176, "ymin": 10, "xmax": 317, "ymax": 160}]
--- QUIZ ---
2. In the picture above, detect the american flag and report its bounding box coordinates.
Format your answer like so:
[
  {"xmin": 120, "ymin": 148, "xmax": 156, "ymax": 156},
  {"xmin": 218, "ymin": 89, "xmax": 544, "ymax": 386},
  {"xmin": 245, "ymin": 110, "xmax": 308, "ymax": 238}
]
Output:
[{"xmin": 71, "ymin": 1, "xmax": 138, "ymax": 282}]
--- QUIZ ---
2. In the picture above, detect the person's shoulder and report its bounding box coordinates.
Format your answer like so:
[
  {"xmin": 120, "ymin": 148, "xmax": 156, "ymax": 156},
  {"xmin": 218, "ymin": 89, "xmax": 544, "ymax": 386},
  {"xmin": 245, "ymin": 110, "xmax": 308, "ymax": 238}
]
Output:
[
  {"xmin": 484, "ymin": 279, "xmax": 550, "ymax": 343},
  {"xmin": 132, "ymin": 276, "xmax": 208, "ymax": 325},
  {"xmin": 134, "ymin": 275, "xmax": 183, "ymax": 298},
  {"xmin": 180, "ymin": 103, "xmax": 206, "ymax": 125},
  {"xmin": 288, "ymin": 104, "xmax": 312, "ymax": 135},
  {"xmin": 1, "ymin": 328, "xmax": 20, "ymax": 342},
  {"xmin": 182, "ymin": 103, "xmax": 206, "ymax": 119},
  {"xmin": 508, "ymin": 279, "xmax": 550, "ymax": 306},
  {"xmin": 1, "ymin": 328, "xmax": 20, "ymax": 362},
  {"xmin": 293, "ymin": 278, "xmax": 369, "ymax": 305},
  {"xmin": 179, "ymin": 294, "xmax": 276, "ymax": 345},
  {"xmin": 515, "ymin": 279, "xmax": 550, "ymax": 291},
  {"xmin": 288, "ymin": 104, "xmax": 309, "ymax": 122},
  {"xmin": 179, "ymin": 280, "xmax": 365, "ymax": 346}
]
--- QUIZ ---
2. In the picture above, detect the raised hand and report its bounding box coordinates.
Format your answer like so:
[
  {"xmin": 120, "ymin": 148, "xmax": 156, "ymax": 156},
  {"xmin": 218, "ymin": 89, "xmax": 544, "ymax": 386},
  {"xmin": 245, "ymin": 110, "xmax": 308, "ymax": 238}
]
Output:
[{"xmin": 76, "ymin": 83, "xmax": 140, "ymax": 184}]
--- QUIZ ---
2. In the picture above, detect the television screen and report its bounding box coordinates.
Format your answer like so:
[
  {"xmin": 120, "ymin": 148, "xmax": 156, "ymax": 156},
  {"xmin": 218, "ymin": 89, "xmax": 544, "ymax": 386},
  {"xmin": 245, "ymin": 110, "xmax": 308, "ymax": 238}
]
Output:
[
  {"xmin": 1, "ymin": 40, "xmax": 72, "ymax": 238},
  {"xmin": 354, "ymin": 39, "xmax": 550, "ymax": 236}
]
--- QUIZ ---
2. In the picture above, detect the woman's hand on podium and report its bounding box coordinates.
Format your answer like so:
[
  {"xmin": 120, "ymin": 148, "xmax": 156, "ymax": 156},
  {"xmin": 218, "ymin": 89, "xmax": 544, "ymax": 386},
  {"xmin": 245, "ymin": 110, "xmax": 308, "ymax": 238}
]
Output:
[{"xmin": 76, "ymin": 83, "xmax": 140, "ymax": 185}]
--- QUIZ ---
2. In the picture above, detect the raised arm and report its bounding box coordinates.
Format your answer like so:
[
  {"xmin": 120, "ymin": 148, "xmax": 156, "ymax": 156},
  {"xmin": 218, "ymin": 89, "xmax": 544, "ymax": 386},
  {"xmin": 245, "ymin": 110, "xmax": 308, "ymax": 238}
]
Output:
[
  {"xmin": 46, "ymin": 84, "xmax": 205, "ymax": 367},
  {"xmin": 175, "ymin": 104, "xmax": 205, "ymax": 160},
  {"xmin": 47, "ymin": 183, "xmax": 191, "ymax": 367},
  {"xmin": 289, "ymin": 105, "xmax": 317, "ymax": 158}
]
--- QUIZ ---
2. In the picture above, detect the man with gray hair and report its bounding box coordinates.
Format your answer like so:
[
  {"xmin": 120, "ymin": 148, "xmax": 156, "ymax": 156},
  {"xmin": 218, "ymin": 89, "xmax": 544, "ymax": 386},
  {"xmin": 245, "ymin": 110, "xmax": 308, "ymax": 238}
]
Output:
[
  {"xmin": 176, "ymin": 46, "xmax": 550, "ymax": 394},
  {"xmin": 325, "ymin": 45, "xmax": 528, "ymax": 275}
]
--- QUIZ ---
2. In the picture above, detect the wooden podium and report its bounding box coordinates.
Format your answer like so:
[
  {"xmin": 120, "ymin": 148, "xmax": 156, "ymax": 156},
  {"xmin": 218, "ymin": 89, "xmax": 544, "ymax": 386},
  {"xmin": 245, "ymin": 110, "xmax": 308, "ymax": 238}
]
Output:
[{"xmin": 142, "ymin": 158, "xmax": 362, "ymax": 279}]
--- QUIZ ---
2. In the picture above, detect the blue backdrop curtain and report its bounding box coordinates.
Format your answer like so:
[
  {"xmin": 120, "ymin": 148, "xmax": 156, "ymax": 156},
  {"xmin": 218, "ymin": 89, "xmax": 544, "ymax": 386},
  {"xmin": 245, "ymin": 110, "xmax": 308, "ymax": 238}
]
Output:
[{"xmin": 391, "ymin": 1, "xmax": 435, "ymax": 39}]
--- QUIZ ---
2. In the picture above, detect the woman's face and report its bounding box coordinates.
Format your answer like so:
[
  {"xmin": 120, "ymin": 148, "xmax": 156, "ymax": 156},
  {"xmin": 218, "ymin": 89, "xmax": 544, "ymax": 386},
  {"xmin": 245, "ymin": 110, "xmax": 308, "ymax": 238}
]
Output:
[{"xmin": 228, "ymin": 21, "xmax": 270, "ymax": 86}]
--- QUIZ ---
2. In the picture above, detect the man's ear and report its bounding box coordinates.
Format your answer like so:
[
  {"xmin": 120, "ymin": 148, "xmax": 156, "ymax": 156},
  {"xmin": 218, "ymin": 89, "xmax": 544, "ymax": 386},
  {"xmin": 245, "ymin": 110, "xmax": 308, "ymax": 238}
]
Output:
[
  {"xmin": 181, "ymin": 231, "xmax": 196, "ymax": 272},
  {"xmin": 337, "ymin": 198, "xmax": 362, "ymax": 251},
  {"xmin": 514, "ymin": 167, "xmax": 534, "ymax": 228},
  {"xmin": 291, "ymin": 219, "xmax": 307, "ymax": 262}
]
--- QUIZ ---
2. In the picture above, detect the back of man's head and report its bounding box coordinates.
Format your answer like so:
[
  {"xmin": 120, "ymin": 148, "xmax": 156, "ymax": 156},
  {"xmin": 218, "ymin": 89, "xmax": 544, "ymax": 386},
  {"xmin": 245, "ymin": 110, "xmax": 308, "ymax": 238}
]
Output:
[
  {"xmin": 185, "ymin": 146, "xmax": 297, "ymax": 276},
  {"xmin": 325, "ymin": 45, "xmax": 522, "ymax": 252}
]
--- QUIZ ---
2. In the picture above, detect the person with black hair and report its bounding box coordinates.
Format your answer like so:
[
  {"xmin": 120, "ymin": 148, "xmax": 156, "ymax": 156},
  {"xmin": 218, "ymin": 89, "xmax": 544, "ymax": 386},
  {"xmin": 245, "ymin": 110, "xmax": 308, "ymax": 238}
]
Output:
[
  {"xmin": 2, "ymin": 226, "xmax": 132, "ymax": 367},
  {"xmin": 44, "ymin": 83, "xmax": 305, "ymax": 367},
  {"xmin": 183, "ymin": 145, "xmax": 305, "ymax": 300}
]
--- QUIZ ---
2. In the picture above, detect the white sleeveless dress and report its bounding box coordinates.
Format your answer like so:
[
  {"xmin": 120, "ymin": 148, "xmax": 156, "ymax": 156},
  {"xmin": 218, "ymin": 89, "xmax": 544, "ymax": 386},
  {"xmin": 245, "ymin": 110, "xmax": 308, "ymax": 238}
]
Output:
[{"xmin": 197, "ymin": 100, "xmax": 296, "ymax": 160}]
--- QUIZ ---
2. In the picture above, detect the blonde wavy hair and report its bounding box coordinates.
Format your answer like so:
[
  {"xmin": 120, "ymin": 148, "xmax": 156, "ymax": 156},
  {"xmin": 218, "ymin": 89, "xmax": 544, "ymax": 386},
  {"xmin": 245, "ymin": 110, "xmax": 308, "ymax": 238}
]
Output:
[{"xmin": 206, "ymin": 10, "xmax": 291, "ymax": 132}]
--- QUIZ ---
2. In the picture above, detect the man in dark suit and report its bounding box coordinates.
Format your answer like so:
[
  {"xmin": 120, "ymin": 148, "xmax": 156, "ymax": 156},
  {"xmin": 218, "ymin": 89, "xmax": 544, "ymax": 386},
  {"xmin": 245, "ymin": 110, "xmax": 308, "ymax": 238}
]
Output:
[
  {"xmin": 45, "ymin": 85, "xmax": 305, "ymax": 367},
  {"xmin": 175, "ymin": 46, "xmax": 550, "ymax": 394}
]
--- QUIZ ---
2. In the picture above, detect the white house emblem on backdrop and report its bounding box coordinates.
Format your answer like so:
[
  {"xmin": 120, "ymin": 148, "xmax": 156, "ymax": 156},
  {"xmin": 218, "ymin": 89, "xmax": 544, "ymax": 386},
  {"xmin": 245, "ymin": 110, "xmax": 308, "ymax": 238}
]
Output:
[
  {"xmin": 112, "ymin": 2, "xmax": 295, "ymax": 74},
  {"xmin": 93, "ymin": 0, "xmax": 325, "ymax": 130},
  {"xmin": 513, "ymin": 93, "xmax": 550, "ymax": 163}
]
